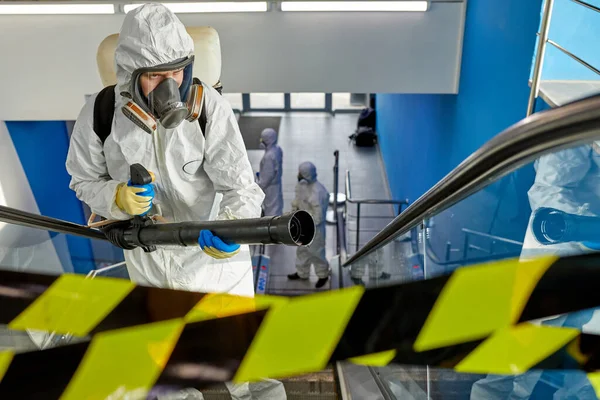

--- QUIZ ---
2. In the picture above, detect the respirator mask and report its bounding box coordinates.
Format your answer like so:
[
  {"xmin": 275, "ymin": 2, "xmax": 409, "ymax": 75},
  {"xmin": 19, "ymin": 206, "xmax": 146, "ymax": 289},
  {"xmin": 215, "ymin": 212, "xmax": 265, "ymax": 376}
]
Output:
[{"xmin": 122, "ymin": 56, "xmax": 203, "ymax": 134}]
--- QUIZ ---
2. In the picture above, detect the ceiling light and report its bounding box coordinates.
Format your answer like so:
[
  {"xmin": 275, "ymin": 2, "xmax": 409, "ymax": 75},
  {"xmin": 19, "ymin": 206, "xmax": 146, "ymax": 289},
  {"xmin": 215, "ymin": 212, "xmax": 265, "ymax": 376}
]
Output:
[
  {"xmin": 124, "ymin": 2, "xmax": 268, "ymax": 14},
  {"xmin": 0, "ymin": 4, "xmax": 115, "ymax": 15},
  {"xmin": 280, "ymin": 1, "xmax": 429, "ymax": 12}
]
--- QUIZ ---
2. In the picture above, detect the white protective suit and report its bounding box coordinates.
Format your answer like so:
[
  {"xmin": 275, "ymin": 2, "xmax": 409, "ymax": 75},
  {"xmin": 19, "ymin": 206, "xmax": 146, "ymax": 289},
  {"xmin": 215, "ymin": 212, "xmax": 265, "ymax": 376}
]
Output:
[
  {"xmin": 66, "ymin": 4, "xmax": 264, "ymax": 295},
  {"xmin": 67, "ymin": 6, "xmax": 289, "ymax": 399},
  {"xmin": 520, "ymin": 143, "xmax": 600, "ymax": 259},
  {"xmin": 292, "ymin": 162, "xmax": 330, "ymax": 279},
  {"xmin": 257, "ymin": 129, "xmax": 283, "ymax": 216},
  {"xmin": 471, "ymin": 144, "xmax": 600, "ymax": 400}
]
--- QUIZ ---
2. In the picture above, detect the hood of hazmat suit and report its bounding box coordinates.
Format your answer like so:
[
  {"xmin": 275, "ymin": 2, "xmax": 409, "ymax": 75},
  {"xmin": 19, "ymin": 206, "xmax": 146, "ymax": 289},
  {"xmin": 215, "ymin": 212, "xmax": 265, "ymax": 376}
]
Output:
[
  {"xmin": 298, "ymin": 161, "xmax": 318, "ymax": 183},
  {"xmin": 294, "ymin": 162, "xmax": 326, "ymax": 224},
  {"xmin": 258, "ymin": 128, "xmax": 283, "ymax": 216},
  {"xmin": 66, "ymin": 3, "xmax": 264, "ymax": 295},
  {"xmin": 260, "ymin": 128, "xmax": 278, "ymax": 148}
]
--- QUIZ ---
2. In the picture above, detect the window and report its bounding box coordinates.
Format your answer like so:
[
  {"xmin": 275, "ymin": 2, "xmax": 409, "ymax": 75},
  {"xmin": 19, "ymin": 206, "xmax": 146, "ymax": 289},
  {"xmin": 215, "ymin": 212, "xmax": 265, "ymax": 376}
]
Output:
[
  {"xmin": 222, "ymin": 93, "xmax": 243, "ymax": 110},
  {"xmin": 250, "ymin": 93, "xmax": 285, "ymax": 109},
  {"xmin": 333, "ymin": 93, "xmax": 367, "ymax": 110},
  {"xmin": 290, "ymin": 93, "xmax": 326, "ymax": 109}
]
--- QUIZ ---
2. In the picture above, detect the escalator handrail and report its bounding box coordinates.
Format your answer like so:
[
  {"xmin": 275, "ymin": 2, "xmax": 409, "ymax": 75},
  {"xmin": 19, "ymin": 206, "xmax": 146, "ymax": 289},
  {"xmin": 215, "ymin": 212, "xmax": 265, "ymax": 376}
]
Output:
[
  {"xmin": 0, "ymin": 205, "xmax": 107, "ymax": 241},
  {"xmin": 344, "ymin": 94, "xmax": 600, "ymax": 266}
]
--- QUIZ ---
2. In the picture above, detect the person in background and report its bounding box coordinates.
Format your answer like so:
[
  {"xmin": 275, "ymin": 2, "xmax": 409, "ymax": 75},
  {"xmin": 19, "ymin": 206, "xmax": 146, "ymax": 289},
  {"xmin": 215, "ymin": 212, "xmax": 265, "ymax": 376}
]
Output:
[
  {"xmin": 256, "ymin": 128, "xmax": 283, "ymax": 216},
  {"xmin": 287, "ymin": 162, "xmax": 330, "ymax": 288}
]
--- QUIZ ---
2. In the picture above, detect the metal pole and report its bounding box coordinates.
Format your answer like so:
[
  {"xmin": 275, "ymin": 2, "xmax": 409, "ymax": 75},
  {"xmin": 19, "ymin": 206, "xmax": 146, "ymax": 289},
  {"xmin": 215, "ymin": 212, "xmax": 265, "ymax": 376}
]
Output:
[
  {"xmin": 463, "ymin": 234, "xmax": 470, "ymax": 260},
  {"xmin": 527, "ymin": 0, "xmax": 555, "ymax": 116},
  {"xmin": 445, "ymin": 242, "xmax": 452, "ymax": 262},
  {"xmin": 356, "ymin": 203, "xmax": 361, "ymax": 252},
  {"xmin": 333, "ymin": 150, "xmax": 340, "ymax": 224}
]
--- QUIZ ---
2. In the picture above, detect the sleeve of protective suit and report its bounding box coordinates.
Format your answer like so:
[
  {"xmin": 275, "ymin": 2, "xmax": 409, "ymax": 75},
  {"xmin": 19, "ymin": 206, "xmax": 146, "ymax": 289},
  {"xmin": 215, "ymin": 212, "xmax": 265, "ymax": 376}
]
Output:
[
  {"xmin": 65, "ymin": 94, "xmax": 131, "ymax": 221},
  {"xmin": 527, "ymin": 145, "xmax": 592, "ymax": 214},
  {"xmin": 257, "ymin": 152, "xmax": 278, "ymax": 191},
  {"xmin": 203, "ymin": 89, "xmax": 265, "ymax": 220}
]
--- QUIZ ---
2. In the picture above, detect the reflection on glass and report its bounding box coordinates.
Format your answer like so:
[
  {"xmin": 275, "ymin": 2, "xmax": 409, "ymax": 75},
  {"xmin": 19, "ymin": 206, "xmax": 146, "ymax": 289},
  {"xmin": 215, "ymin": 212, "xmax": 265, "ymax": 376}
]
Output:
[
  {"xmin": 290, "ymin": 93, "xmax": 325, "ymax": 109},
  {"xmin": 0, "ymin": 228, "xmax": 125, "ymax": 276},
  {"xmin": 250, "ymin": 93, "xmax": 285, "ymax": 109},
  {"xmin": 345, "ymin": 138, "xmax": 600, "ymax": 398}
]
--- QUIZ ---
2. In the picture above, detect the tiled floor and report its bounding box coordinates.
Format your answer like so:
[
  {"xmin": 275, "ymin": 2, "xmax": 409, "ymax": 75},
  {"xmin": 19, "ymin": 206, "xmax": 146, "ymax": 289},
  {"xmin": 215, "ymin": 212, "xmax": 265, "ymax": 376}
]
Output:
[{"xmin": 243, "ymin": 112, "xmax": 409, "ymax": 294}]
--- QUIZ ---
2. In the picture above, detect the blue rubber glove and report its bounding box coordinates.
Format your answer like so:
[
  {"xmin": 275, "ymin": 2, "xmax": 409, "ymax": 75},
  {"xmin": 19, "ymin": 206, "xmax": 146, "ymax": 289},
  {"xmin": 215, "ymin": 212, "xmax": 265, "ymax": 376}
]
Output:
[
  {"xmin": 198, "ymin": 230, "xmax": 240, "ymax": 259},
  {"xmin": 128, "ymin": 180, "xmax": 155, "ymax": 216}
]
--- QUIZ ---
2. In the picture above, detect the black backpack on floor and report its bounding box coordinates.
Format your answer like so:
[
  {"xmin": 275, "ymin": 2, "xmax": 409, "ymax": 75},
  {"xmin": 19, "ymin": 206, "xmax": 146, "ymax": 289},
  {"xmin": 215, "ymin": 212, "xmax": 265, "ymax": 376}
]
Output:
[{"xmin": 349, "ymin": 126, "xmax": 377, "ymax": 147}]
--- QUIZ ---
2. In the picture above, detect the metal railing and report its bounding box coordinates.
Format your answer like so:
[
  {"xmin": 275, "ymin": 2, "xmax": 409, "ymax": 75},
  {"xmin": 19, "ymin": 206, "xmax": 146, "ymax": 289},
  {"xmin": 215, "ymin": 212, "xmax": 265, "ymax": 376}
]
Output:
[
  {"xmin": 344, "ymin": 93, "xmax": 600, "ymax": 266},
  {"xmin": 86, "ymin": 261, "xmax": 128, "ymax": 279},
  {"xmin": 344, "ymin": 170, "xmax": 409, "ymax": 253},
  {"xmin": 528, "ymin": 0, "xmax": 600, "ymax": 115},
  {"xmin": 427, "ymin": 227, "xmax": 522, "ymax": 268}
]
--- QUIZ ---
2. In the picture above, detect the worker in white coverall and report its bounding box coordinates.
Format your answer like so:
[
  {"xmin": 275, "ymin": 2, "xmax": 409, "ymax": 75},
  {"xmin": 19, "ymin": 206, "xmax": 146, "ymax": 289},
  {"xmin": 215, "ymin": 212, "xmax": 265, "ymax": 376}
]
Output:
[
  {"xmin": 287, "ymin": 162, "xmax": 330, "ymax": 289},
  {"xmin": 470, "ymin": 144, "xmax": 600, "ymax": 400},
  {"xmin": 257, "ymin": 128, "xmax": 283, "ymax": 216},
  {"xmin": 66, "ymin": 4, "xmax": 285, "ymax": 399}
]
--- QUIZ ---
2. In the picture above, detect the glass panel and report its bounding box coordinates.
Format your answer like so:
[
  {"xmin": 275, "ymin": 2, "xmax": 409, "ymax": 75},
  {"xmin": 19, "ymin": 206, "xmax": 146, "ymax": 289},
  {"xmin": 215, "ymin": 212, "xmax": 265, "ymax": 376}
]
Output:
[
  {"xmin": 346, "ymin": 137, "xmax": 600, "ymax": 398},
  {"xmin": 333, "ymin": 93, "xmax": 367, "ymax": 110},
  {"xmin": 290, "ymin": 93, "xmax": 325, "ymax": 109},
  {"xmin": 0, "ymin": 219, "xmax": 127, "ymax": 353},
  {"xmin": 222, "ymin": 92, "xmax": 243, "ymax": 110},
  {"xmin": 249, "ymin": 93, "xmax": 285, "ymax": 109},
  {"xmin": 0, "ymin": 225, "xmax": 124, "ymax": 275}
]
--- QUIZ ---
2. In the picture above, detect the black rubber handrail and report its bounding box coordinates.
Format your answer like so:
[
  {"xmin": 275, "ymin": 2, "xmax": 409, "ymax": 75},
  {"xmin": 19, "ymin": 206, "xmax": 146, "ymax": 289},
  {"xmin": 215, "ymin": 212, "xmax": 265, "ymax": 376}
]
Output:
[{"xmin": 0, "ymin": 205, "xmax": 107, "ymax": 241}]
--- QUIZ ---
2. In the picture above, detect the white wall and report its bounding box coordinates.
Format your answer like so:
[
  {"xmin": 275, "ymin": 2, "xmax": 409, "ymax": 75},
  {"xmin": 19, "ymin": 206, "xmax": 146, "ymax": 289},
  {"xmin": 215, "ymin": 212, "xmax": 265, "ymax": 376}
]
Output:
[{"xmin": 0, "ymin": 2, "xmax": 465, "ymax": 120}]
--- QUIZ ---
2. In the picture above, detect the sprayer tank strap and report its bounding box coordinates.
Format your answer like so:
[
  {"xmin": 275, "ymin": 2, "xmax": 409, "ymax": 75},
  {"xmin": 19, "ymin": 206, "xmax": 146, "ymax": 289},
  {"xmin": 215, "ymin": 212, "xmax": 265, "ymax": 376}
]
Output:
[{"xmin": 92, "ymin": 80, "xmax": 209, "ymax": 145}]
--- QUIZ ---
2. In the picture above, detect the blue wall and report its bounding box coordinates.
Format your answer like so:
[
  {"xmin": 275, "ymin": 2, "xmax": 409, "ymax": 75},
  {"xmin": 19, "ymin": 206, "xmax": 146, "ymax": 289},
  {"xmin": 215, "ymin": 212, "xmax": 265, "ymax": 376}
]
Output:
[
  {"xmin": 376, "ymin": 94, "xmax": 454, "ymax": 204},
  {"xmin": 6, "ymin": 121, "xmax": 96, "ymax": 273},
  {"xmin": 377, "ymin": 0, "xmax": 544, "ymax": 202}
]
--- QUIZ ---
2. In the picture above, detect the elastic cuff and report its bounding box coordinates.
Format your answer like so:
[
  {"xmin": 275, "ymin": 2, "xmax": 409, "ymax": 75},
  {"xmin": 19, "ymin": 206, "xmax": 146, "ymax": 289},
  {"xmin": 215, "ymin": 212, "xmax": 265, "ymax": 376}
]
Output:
[{"xmin": 109, "ymin": 181, "xmax": 132, "ymax": 220}]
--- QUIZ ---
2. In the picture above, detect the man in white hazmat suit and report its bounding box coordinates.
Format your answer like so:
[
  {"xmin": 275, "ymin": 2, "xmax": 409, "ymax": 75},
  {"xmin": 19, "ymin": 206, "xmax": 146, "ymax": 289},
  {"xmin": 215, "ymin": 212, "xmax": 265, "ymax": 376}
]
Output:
[
  {"xmin": 470, "ymin": 144, "xmax": 600, "ymax": 400},
  {"xmin": 287, "ymin": 162, "xmax": 330, "ymax": 289},
  {"xmin": 66, "ymin": 4, "xmax": 286, "ymax": 399},
  {"xmin": 257, "ymin": 128, "xmax": 283, "ymax": 217}
]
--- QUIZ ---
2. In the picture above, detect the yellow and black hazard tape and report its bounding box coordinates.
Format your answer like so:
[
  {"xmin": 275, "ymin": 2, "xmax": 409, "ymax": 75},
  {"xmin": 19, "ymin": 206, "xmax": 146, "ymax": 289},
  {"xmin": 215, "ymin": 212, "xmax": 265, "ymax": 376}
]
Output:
[{"xmin": 3, "ymin": 254, "xmax": 600, "ymax": 398}]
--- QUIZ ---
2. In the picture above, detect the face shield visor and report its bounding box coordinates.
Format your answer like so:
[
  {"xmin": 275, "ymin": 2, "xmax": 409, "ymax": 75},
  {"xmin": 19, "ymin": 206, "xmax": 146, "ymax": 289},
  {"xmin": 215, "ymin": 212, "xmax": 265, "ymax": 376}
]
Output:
[{"xmin": 122, "ymin": 56, "xmax": 203, "ymax": 133}]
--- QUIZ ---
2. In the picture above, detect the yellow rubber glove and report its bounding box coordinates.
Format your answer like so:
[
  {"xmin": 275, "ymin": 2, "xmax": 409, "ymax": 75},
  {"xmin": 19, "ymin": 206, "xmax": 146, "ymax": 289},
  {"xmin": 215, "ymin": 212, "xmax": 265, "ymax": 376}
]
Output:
[{"xmin": 115, "ymin": 182, "xmax": 154, "ymax": 216}]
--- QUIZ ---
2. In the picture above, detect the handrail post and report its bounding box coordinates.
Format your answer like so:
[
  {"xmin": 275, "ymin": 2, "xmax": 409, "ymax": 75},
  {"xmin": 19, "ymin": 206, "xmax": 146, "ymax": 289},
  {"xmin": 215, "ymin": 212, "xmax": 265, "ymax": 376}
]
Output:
[
  {"xmin": 527, "ymin": 0, "xmax": 555, "ymax": 116},
  {"xmin": 333, "ymin": 150, "xmax": 339, "ymax": 224},
  {"xmin": 356, "ymin": 203, "xmax": 361, "ymax": 252}
]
